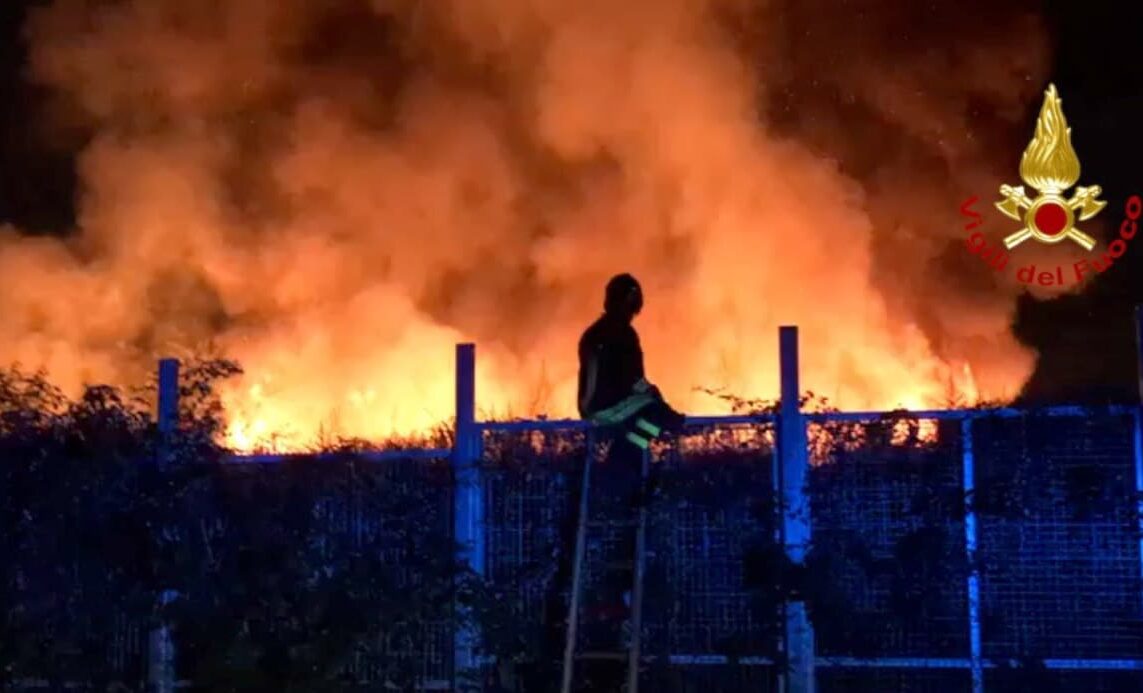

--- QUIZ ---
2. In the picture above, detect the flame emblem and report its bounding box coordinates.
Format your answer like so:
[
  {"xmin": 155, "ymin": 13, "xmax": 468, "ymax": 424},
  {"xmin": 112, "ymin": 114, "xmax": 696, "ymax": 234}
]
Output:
[{"xmin": 995, "ymin": 84, "xmax": 1105, "ymax": 250}]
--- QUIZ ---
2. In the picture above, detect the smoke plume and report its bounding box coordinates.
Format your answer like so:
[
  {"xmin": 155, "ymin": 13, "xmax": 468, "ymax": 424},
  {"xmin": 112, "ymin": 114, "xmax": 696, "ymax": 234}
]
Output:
[{"xmin": 2, "ymin": 0, "xmax": 1055, "ymax": 448}]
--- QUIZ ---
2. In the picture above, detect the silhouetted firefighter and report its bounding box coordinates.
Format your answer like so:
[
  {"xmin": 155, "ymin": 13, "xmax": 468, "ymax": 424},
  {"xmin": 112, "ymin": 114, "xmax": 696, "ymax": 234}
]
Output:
[
  {"xmin": 577, "ymin": 272, "xmax": 686, "ymax": 461},
  {"xmin": 538, "ymin": 273, "xmax": 685, "ymax": 691}
]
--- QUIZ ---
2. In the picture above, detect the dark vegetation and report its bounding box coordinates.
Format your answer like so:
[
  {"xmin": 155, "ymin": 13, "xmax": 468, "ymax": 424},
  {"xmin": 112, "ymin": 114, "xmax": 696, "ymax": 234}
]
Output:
[
  {"xmin": 0, "ymin": 361, "xmax": 468, "ymax": 691},
  {"xmin": 2, "ymin": 367, "xmax": 1139, "ymax": 691}
]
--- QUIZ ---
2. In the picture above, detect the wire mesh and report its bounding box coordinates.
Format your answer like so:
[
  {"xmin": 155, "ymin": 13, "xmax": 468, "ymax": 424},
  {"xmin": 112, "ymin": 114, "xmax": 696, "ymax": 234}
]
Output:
[
  {"xmin": 20, "ymin": 404, "xmax": 1143, "ymax": 690},
  {"xmin": 196, "ymin": 456, "xmax": 455, "ymax": 689},
  {"xmin": 482, "ymin": 410, "xmax": 1143, "ymax": 690},
  {"xmin": 6, "ymin": 523, "xmax": 150, "ymax": 688},
  {"xmin": 480, "ymin": 424, "xmax": 586, "ymax": 683},
  {"xmin": 973, "ymin": 412, "xmax": 1143, "ymax": 660},
  {"xmin": 817, "ymin": 667, "xmax": 972, "ymax": 692},
  {"xmin": 479, "ymin": 421, "xmax": 780, "ymax": 688},
  {"xmin": 983, "ymin": 668, "xmax": 1143, "ymax": 691},
  {"xmin": 808, "ymin": 415, "xmax": 969, "ymax": 661},
  {"xmin": 334, "ymin": 457, "xmax": 455, "ymax": 686},
  {"xmin": 638, "ymin": 660, "xmax": 780, "ymax": 692},
  {"xmin": 642, "ymin": 421, "xmax": 779, "ymax": 663}
]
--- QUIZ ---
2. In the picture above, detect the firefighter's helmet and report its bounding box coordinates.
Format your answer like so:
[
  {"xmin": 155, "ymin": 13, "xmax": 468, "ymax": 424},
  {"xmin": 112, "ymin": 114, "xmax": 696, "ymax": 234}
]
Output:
[{"xmin": 604, "ymin": 273, "xmax": 643, "ymax": 316}]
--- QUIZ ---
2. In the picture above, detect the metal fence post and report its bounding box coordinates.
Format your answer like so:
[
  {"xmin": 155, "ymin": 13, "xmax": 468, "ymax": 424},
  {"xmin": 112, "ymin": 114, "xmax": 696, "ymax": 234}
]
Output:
[
  {"xmin": 156, "ymin": 359, "xmax": 179, "ymax": 468},
  {"xmin": 148, "ymin": 358, "xmax": 179, "ymax": 693},
  {"xmin": 778, "ymin": 326, "xmax": 814, "ymax": 692},
  {"xmin": 453, "ymin": 344, "xmax": 485, "ymax": 690},
  {"xmin": 961, "ymin": 417, "xmax": 984, "ymax": 693}
]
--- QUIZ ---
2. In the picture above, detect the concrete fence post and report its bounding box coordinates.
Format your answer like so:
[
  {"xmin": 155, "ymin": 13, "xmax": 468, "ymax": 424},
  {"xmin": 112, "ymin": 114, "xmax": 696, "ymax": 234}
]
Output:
[
  {"xmin": 452, "ymin": 344, "xmax": 485, "ymax": 689},
  {"xmin": 778, "ymin": 327, "xmax": 814, "ymax": 692},
  {"xmin": 148, "ymin": 358, "xmax": 180, "ymax": 692}
]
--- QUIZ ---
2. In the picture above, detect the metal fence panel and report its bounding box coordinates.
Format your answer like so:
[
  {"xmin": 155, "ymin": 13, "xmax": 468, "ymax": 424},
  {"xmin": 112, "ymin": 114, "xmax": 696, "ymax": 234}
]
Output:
[
  {"xmin": 817, "ymin": 667, "xmax": 972, "ymax": 692},
  {"xmin": 973, "ymin": 412, "xmax": 1143, "ymax": 662},
  {"xmin": 17, "ymin": 404, "xmax": 1143, "ymax": 690},
  {"xmin": 643, "ymin": 423, "xmax": 779, "ymax": 662},
  {"xmin": 197, "ymin": 457, "xmax": 455, "ymax": 689},
  {"xmin": 480, "ymin": 422, "xmax": 780, "ymax": 688},
  {"xmin": 334, "ymin": 457, "xmax": 455, "ymax": 687},
  {"xmin": 808, "ymin": 417, "xmax": 969, "ymax": 658},
  {"xmin": 639, "ymin": 660, "xmax": 780, "ymax": 692},
  {"xmin": 481, "ymin": 426, "xmax": 584, "ymax": 655},
  {"xmin": 983, "ymin": 668, "xmax": 1143, "ymax": 692},
  {"xmin": 479, "ymin": 410, "xmax": 1143, "ymax": 691}
]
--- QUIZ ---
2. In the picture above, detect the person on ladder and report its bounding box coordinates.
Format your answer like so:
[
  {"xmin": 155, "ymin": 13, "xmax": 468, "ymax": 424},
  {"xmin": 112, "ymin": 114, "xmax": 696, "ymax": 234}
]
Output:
[
  {"xmin": 573, "ymin": 272, "xmax": 686, "ymax": 689},
  {"xmin": 577, "ymin": 272, "xmax": 686, "ymax": 471}
]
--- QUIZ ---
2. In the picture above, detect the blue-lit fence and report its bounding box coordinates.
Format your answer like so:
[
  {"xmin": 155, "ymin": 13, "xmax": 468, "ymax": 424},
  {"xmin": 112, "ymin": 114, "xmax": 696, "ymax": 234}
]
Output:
[{"xmin": 139, "ymin": 323, "xmax": 1143, "ymax": 692}]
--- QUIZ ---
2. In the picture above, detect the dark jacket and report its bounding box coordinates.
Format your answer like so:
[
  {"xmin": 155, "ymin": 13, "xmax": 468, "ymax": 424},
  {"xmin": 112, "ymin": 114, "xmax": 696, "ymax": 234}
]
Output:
[{"xmin": 577, "ymin": 313, "xmax": 645, "ymax": 418}]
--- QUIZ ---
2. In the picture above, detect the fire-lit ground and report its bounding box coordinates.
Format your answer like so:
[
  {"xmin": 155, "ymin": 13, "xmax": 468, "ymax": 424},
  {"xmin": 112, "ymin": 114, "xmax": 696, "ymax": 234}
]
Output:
[{"xmin": 0, "ymin": 1, "xmax": 1055, "ymax": 452}]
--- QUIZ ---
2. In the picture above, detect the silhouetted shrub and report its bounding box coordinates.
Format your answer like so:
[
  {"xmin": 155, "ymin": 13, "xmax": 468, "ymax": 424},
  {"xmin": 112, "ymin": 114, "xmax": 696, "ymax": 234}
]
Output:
[
  {"xmin": 3, "ymin": 367, "xmax": 1138, "ymax": 691},
  {"xmin": 0, "ymin": 361, "xmax": 472, "ymax": 691}
]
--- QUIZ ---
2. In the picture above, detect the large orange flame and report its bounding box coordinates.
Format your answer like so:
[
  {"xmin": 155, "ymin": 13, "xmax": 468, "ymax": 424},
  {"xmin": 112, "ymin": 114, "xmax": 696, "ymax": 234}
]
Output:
[{"xmin": 1, "ymin": 0, "xmax": 1053, "ymax": 452}]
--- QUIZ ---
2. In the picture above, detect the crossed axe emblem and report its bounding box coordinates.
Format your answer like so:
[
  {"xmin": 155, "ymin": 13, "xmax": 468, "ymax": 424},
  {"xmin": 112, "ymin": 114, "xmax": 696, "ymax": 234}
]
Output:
[{"xmin": 996, "ymin": 184, "xmax": 1105, "ymax": 251}]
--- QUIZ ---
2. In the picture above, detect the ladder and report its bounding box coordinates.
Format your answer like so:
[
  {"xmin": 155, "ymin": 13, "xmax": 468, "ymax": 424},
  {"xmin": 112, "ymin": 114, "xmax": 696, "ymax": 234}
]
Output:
[{"xmin": 560, "ymin": 435, "xmax": 651, "ymax": 693}]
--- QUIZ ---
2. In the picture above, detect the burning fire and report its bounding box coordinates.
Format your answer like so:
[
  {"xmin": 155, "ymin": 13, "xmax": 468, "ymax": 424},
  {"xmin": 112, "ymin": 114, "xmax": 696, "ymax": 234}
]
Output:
[{"xmin": 2, "ymin": 0, "xmax": 1051, "ymax": 452}]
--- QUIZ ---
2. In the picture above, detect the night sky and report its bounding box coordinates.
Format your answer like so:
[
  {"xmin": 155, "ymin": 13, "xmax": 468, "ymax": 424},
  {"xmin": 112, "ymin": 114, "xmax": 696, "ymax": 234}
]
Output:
[{"xmin": 1, "ymin": 0, "xmax": 1141, "ymax": 406}]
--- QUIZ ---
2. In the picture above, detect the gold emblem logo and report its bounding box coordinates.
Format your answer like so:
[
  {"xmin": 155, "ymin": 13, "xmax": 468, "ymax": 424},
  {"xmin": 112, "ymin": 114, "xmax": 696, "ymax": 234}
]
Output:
[{"xmin": 996, "ymin": 84, "xmax": 1105, "ymax": 250}]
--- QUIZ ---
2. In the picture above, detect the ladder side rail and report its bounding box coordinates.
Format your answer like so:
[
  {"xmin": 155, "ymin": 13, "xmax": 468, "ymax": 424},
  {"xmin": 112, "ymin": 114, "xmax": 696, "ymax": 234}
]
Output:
[{"xmin": 561, "ymin": 430, "xmax": 597, "ymax": 693}]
